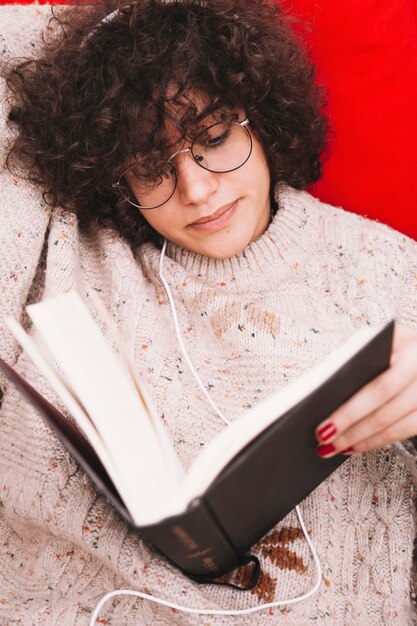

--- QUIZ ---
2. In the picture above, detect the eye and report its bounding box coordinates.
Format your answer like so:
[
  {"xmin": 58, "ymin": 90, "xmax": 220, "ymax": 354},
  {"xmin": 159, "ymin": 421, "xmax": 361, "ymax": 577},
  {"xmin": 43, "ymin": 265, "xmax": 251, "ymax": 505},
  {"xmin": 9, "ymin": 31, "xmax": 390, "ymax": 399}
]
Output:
[
  {"xmin": 125, "ymin": 161, "xmax": 173, "ymax": 183},
  {"xmin": 206, "ymin": 129, "xmax": 230, "ymax": 147},
  {"xmin": 196, "ymin": 123, "xmax": 233, "ymax": 151}
]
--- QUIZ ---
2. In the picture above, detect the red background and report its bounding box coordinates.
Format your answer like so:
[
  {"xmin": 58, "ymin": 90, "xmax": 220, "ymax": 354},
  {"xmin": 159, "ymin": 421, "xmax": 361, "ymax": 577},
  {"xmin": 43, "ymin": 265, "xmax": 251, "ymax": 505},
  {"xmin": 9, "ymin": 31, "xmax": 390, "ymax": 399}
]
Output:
[{"xmin": 287, "ymin": 0, "xmax": 417, "ymax": 239}]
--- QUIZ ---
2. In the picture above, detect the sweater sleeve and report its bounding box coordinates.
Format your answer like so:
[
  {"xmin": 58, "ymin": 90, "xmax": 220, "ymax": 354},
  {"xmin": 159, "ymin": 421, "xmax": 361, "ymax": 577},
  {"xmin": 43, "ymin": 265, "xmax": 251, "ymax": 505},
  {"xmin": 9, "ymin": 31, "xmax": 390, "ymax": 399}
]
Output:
[
  {"xmin": 0, "ymin": 83, "xmax": 51, "ymax": 396},
  {"xmin": 393, "ymin": 439, "xmax": 417, "ymax": 485},
  {"xmin": 382, "ymin": 230, "xmax": 417, "ymax": 480},
  {"xmin": 333, "ymin": 204, "xmax": 417, "ymax": 329},
  {"xmin": 394, "ymin": 233, "xmax": 417, "ymax": 329},
  {"xmin": 322, "ymin": 205, "xmax": 417, "ymax": 480}
]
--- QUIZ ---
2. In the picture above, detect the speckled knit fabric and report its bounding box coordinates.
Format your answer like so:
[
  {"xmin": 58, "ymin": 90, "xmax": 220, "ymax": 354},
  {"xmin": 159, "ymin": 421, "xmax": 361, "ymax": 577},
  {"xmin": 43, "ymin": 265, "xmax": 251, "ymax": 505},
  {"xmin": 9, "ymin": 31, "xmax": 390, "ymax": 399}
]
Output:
[{"xmin": 2, "ymin": 6, "xmax": 417, "ymax": 626}]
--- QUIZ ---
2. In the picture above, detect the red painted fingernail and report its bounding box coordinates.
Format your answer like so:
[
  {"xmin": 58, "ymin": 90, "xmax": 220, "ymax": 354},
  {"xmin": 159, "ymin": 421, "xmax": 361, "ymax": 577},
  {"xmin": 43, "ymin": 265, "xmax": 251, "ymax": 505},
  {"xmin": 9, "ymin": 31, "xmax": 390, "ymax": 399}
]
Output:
[
  {"xmin": 316, "ymin": 422, "xmax": 337, "ymax": 442},
  {"xmin": 317, "ymin": 443, "xmax": 336, "ymax": 458},
  {"xmin": 341, "ymin": 447, "xmax": 354, "ymax": 455}
]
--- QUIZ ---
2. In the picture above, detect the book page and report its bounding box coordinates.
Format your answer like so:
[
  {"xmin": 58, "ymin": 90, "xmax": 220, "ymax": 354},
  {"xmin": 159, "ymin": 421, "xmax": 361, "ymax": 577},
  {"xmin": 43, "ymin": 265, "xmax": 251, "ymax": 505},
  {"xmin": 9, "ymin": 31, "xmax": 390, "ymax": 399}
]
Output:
[
  {"xmin": 87, "ymin": 289, "xmax": 184, "ymax": 480},
  {"xmin": 6, "ymin": 317, "xmax": 120, "ymax": 482},
  {"xmin": 25, "ymin": 292, "xmax": 182, "ymax": 525}
]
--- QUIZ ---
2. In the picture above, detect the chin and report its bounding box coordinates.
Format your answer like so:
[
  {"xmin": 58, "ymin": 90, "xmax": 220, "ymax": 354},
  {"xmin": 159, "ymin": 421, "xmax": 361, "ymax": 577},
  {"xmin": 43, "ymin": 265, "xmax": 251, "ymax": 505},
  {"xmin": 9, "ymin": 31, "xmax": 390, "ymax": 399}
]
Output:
[
  {"xmin": 207, "ymin": 250, "xmax": 238, "ymax": 260},
  {"xmin": 201, "ymin": 237, "xmax": 252, "ymax": 260}
]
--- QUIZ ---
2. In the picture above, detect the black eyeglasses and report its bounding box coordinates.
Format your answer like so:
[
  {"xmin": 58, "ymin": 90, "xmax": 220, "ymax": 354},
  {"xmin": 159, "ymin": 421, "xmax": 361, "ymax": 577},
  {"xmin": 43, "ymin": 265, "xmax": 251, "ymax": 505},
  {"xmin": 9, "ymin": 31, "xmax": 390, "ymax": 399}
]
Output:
[{"xmin": 113, "ymin": 118, "xmax": 252, "ymax": 209}]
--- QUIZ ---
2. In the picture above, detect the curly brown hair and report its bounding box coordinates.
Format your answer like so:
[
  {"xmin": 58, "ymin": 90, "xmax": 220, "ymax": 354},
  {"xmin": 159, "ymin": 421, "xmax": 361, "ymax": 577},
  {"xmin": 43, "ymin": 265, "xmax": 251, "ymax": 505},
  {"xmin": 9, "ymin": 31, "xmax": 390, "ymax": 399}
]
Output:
[{"xmin": 4, "ymin": 0, "xmax": 328, "ymax": 249}]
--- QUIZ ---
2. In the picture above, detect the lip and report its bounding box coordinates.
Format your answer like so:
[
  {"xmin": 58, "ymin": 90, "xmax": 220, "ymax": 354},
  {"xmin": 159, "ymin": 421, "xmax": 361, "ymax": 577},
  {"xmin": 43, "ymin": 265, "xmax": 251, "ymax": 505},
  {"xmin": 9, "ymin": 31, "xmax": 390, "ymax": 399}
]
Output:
[{"xmin": 188, "ymin": 201, "xmax": 238, "ymax": 232}]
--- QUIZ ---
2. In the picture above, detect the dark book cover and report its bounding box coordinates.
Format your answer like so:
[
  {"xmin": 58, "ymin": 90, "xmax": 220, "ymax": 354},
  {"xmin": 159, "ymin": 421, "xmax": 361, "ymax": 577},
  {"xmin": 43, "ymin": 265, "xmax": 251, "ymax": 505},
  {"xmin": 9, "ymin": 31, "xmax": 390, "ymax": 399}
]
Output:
[
  {"xmin": 204, "ymin": 319, "xmax": 394, "ymax": 553},
  {"xmin": 0, "ymin": 320, "xmax": 394, "ymax": 579}
]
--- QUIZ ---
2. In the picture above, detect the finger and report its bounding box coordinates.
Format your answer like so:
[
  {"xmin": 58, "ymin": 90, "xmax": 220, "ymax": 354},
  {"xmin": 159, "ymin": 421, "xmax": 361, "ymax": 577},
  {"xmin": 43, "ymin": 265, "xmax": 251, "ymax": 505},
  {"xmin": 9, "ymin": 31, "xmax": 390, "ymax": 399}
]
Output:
[
  {"xmin": 316, "ymin": 345, "xmax": 417, "ymax": 443},
  {"xmin": 318, "ymin": 380, "xmax": 417, "ymax": 456},
  {"xmin": 347, "ymin": 409, "xmax": 417, "ymax": 453},
  {"xmin": 392, "ymin": 324, "xmax": 417, "ymax": 357}
]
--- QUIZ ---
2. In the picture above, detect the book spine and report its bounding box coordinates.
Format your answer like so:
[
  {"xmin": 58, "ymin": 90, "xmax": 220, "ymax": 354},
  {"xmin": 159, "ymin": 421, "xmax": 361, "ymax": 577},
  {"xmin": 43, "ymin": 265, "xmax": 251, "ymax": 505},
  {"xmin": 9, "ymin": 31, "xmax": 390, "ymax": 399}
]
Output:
[{"xmin": 139, "ymin": 498, "xmax": 240, "ymax": 579}]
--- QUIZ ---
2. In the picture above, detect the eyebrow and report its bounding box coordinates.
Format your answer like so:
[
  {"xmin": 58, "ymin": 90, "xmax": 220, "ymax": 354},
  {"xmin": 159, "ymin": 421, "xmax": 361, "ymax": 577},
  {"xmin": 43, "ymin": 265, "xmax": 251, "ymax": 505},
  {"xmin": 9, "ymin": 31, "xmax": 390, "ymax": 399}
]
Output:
[{"xmin": 127, "ymin": 110, "xmax": 239, "ymax": 168}]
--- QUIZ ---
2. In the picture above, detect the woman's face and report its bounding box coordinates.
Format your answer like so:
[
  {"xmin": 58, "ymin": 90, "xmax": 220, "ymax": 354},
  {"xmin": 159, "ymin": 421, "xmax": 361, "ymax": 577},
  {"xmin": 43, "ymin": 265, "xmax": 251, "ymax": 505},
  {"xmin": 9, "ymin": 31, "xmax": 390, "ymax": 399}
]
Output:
[{"xmin": 135, "ymin": 111, "xmax": 272, "ymax": 260}]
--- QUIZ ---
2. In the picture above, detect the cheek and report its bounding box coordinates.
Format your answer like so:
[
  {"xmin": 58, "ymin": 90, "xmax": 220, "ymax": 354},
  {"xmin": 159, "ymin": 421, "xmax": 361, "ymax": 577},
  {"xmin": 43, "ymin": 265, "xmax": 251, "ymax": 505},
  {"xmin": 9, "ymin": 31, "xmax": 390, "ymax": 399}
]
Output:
[
  {"xmin": 246, "ymin": 137, "xmax": 271, "ymax": 190},
  {"xmin": 140, "ymin": 209, "xmax": 167, "ymax": 232},
  {"xmin": 139, "ymin": 207, "xmax": 185, "ymax": 243},
  {"xmin": 139, "ymin": 211, "xmax": 164, "ymax": 240}
]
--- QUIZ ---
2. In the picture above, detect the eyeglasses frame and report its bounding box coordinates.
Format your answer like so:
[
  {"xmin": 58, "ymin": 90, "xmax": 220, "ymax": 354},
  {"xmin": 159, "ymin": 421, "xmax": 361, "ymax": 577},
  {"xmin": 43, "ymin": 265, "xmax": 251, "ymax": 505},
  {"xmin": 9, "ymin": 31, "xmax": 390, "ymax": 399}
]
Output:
[{"xmin": 112, "ymin": 118, "xmax": 252, "ymax": 210}]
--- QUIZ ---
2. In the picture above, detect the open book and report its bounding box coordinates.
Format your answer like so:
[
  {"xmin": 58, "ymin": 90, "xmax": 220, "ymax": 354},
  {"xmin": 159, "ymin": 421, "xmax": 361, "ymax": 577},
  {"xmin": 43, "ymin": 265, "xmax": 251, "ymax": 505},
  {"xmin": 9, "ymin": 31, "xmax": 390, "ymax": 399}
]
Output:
[{"xmin": 1, "ymin": 292, "xmax": 394, "ymax": 579}]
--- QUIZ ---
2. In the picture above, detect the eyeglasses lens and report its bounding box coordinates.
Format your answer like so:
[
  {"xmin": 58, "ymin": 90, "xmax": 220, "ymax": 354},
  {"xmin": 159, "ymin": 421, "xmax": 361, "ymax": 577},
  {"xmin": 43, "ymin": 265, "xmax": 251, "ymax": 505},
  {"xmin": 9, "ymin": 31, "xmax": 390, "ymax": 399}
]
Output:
[
  {"xmin": 191, "ymin": 121, "xmax": 251, "ymax": 173},
  {"xmin": 118, "ymin": 161, "xmax": 176, "ymax": 210},
  {"xmin": 118, "ymin": 121, "xmax": 251, "ymax": 209}
]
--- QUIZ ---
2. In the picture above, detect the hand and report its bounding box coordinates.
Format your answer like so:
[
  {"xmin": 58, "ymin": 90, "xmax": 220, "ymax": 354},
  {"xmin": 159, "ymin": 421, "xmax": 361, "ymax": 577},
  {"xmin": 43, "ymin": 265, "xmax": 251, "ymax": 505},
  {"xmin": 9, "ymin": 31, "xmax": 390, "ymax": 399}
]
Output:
[{"xmin": 315, "ymin": 324, "xmax": 417, "ymax": 458}]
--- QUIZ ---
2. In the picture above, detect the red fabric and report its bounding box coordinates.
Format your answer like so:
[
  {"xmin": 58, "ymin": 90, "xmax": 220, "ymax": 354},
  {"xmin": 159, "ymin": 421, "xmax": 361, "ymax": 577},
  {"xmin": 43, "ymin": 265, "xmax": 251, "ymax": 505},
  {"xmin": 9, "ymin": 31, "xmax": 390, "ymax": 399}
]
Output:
[
  {"xmin": 0, "ymin": 1, "xmax": 94, "ymax": 5},
  {"xmin": 286, "ymin": 0, "xmax": 417, "ymax": 239}
]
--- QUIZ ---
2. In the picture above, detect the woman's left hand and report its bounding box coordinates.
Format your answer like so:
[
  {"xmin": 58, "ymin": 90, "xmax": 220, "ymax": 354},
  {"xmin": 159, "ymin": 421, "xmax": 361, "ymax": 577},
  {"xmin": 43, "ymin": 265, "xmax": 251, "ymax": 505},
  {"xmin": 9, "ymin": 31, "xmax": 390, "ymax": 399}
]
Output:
[{"xmin": 315, "ymin": 324, "xmax": 417, "ymax": 457}]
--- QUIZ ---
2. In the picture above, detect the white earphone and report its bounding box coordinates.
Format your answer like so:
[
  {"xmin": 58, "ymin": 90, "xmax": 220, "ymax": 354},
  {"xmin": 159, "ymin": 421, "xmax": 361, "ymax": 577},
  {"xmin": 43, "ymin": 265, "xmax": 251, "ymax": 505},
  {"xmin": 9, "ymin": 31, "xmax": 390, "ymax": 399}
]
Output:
[{"xmin": 89, "ymin": 239, "xmax": 322, "ymax": 624}]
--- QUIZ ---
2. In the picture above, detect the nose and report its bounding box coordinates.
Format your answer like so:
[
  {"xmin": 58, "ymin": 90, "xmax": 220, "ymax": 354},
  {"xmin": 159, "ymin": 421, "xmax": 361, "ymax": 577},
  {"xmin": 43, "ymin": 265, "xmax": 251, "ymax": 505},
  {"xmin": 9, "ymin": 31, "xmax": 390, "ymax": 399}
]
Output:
[{"xmin": 174, "ymin": 150, "xmax": 219, "ymax": 206}]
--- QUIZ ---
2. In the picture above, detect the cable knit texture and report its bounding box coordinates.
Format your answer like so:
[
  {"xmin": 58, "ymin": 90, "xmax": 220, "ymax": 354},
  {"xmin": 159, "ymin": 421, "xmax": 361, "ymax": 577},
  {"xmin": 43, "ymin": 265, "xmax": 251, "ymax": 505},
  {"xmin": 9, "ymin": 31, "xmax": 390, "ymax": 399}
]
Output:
[{"xmin": 1, "ymin": 7, "xmax": 417, "ymax": 625}]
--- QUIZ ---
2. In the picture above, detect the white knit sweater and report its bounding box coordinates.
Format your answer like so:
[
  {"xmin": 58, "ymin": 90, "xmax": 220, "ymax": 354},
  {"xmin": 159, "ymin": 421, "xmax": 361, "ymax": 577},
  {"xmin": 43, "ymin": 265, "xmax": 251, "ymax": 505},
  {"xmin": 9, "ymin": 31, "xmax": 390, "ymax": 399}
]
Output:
[{"xmin": 1, "ymin": 7, "xmax": 417, "ymax": 626}]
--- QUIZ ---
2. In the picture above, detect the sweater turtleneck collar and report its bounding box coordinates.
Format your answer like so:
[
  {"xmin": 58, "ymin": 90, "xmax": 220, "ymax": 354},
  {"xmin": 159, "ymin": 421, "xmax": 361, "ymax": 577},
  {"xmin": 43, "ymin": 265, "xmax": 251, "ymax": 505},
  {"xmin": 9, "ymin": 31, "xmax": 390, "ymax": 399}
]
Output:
[{"xmin": 161, "ymin": 187, "xmax": 322, "ymax": 282}]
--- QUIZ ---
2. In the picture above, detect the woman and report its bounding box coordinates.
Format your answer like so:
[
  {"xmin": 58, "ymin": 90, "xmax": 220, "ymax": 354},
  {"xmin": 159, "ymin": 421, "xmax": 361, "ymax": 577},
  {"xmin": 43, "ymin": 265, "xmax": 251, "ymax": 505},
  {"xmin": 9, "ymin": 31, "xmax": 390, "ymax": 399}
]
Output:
[{"xmin": 1, "ymin": 0, "xmax": 417, "ymax": 623}]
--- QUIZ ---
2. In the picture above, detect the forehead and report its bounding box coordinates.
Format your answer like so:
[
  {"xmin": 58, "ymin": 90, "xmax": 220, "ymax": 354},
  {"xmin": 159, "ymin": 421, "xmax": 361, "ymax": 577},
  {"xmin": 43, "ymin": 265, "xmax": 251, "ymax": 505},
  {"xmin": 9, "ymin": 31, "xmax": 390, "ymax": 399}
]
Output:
[
  {"xmin": 163, "ymin": 85, "xmax": 207, "ymax": 118},
  {"xmin": 125, "ymin": 88, "xmax": 240, "ymax": 166},
  {"xmin": 164, "ymin": 109, "xmax": 240, "ymax": 150},
  {"xmin": 162, "ymin": 85, "xmax": 237, "ymax": 142}
]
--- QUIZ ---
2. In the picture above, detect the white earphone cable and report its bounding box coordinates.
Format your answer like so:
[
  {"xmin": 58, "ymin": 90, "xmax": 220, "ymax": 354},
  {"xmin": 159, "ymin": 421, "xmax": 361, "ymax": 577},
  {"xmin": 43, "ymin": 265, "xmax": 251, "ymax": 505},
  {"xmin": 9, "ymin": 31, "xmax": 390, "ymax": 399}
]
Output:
[
  {"xmin": 158, "ymin": 239, "xmax": 230, "ymax": 426},
  {"xmin": 89, "ymin": 240, "xmax": 322, "ymax": 623},
  {"xmin": 89, "ymin": 505, "xmax": 321, "ymax": 623}
]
